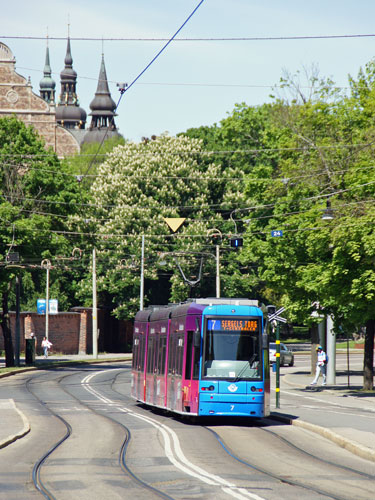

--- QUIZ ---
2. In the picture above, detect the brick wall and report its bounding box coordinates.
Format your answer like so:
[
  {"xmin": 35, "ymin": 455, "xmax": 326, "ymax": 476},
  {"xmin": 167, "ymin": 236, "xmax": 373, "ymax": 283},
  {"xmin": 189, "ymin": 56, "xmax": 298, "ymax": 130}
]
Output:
[{"xmin": 0, "ymin": 309, "xmax": 133, "ymax": 355}]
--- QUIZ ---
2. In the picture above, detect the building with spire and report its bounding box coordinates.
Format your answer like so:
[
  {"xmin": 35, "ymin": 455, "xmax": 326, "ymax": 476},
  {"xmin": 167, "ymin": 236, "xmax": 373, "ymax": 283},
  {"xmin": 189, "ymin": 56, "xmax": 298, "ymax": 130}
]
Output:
[
  {"xmin": 56, "ymin": 37, "xmax": 86, "ymax": 135},
  {"xmin": 83, "ymin": 54, "xmax": 121, "ymax": 144},
  {"xmin": 0, "ymin": 38, "xmax": 122, "ymax": 157},
  {"xmin": 39, "ymin": 42, "xmax": 55, "ymax": 105},
  {"xmin": 0, "ymin": 41, "xmax": 80, "ymax": 156}
]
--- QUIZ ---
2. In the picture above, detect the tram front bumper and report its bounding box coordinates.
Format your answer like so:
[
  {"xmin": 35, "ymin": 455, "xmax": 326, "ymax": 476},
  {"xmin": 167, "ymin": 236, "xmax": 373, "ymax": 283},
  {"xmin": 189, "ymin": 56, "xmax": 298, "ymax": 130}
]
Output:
[{"xmin": 199, "ymin": 393, "xmax": 264, "ymax": 417}]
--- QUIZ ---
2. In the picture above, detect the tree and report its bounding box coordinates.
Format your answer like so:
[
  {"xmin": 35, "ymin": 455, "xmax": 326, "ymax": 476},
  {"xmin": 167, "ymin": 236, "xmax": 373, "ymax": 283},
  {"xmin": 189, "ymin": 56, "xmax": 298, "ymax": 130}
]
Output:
[
  {"xmin": 239, "ymin": 67, "xmax": 375, "ymax": 389},
  {"xmin": 0, "ymin": 117, "xmax": 82, "ymax": 366},
  {"xmin": 73, "ymin": 134, "xmax": 226, "ymax": 319},
  {"xmin": 183, "ymin": 64, "xmax": 375, "ymax": 389}
]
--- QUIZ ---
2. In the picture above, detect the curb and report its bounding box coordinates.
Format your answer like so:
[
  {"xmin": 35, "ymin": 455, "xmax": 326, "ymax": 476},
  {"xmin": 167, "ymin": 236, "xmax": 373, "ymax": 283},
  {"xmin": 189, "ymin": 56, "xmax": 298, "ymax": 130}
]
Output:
[
  {"xmin": 0, "ymin": 399, "xmax": 30, "ymax": 450},
  {"xmin": 270, "ymin": 413, "xmax": 375, "ymax": 463},
  {"xmin": 0, "ymin": 356, "xmax": 132, "ymax": 379},
  {"xmin": 277, "ymin": 373, "xmax": 375, "ymax": 462}
]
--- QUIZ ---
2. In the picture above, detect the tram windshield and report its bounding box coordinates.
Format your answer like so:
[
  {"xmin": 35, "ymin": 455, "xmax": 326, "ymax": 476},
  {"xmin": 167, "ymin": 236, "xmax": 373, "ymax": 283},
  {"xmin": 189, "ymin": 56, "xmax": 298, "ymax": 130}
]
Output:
[{"xmin": 203, "ymin": 318, "xmax": 261, "ymax": 380}]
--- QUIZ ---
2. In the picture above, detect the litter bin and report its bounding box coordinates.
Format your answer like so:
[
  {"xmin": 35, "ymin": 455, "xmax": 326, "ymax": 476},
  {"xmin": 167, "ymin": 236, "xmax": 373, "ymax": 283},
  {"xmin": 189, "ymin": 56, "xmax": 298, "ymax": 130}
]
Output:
[
  {"xmin": 25, "ymin": 338, "xmax": 36, "ymax": 365},
  {"xmin": 272, "ymin": 363, "xmax": 276, "ymax": 373}
]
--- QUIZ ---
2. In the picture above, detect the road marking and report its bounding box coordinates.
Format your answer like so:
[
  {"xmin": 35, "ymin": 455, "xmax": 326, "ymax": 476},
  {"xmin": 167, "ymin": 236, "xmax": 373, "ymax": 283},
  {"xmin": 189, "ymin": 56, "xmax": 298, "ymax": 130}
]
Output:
[{"xmin": 81, "ymin": 370, "xmax": 266, "ymax": 500}]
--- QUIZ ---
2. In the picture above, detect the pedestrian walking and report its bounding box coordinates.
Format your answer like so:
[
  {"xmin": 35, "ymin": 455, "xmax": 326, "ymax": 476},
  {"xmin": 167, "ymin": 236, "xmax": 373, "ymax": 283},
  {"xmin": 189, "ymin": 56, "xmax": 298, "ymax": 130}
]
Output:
[
  {"xmin": 41, "ymin": 337, "xmax": 52, "ymax": 358},
  {"xmin": 310, "ymin": 345, "xmax": 327, "ymax": 386}
]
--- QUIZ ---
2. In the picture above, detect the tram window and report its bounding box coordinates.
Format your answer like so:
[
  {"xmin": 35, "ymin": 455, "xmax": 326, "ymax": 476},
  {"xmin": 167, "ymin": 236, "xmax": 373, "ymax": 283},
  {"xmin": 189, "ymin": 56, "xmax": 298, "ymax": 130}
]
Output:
[
  {"xmin": 147, "ymin": 337, "xmax": 155, "ymax": 374},
  {"xmin": 132, "ymin": 336, "xmax": 137, "ymax": 369},
  {"xmin": 168, "ymin": 335, "xmax": 176, "ymax": 374},
  {"xmin": 139, "ymin": 336, "xmax": 145, "ymax": 371},
  {"xmin": 203, "ymin": 327, "xmax": 261, "ymax": 379},
  {"xmin": 176, "ymin": 336, "xmax": 184, "ymax": 376},
  {"xmin": 154, "ymin": 336, "xmax": 159, "ymax": 374},
  {"xmin": 185, "ymin": 331, "xmax": 193, "ymax": 380},
  {"xmin": 159, "ymin": 336, "xmax": 167, "ymax": 375}
]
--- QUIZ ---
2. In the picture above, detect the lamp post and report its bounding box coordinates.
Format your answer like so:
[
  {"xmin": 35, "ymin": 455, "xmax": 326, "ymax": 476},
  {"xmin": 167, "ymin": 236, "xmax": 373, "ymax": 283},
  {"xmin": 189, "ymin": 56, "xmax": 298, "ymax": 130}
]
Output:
[
  {"xmin": 321, "ymin": 198, "xmax": 336, "ymax": 384},
  {"xmin": 92, "ymin": 248, "xmax": 98, "ymax": 359},
  {"xmin": 41, "ymin": 259, "xmax": 51, "ymax": 340},
  {"xmin": 207, "ymin": 229, "xmax": 222, "ymax": 298},
  {"xmin": 140, "ymin": 235, "xmax": 145, "ymax": 310}
]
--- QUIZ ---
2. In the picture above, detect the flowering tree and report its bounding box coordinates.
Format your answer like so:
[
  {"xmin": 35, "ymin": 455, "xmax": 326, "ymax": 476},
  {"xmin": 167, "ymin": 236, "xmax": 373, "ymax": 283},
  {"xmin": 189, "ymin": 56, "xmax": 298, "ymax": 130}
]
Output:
[{"xmin": 82, "ymin": 134, "xmax": 224, "ymax": 319}]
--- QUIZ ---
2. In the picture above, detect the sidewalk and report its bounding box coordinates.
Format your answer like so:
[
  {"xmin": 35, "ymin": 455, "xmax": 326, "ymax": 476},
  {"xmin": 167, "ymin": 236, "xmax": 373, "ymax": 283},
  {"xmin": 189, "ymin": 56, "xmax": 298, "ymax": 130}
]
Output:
[{"xmin": 270, "ymin": 367, "xmax": 375, "ymax": 463}]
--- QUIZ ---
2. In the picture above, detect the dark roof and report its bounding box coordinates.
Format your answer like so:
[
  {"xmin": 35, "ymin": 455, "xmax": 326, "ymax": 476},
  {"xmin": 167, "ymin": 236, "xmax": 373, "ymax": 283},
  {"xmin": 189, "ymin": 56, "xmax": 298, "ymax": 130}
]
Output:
[{"xmin": 89, "ymin": 55, "xmax": 117, "ymax": 115}]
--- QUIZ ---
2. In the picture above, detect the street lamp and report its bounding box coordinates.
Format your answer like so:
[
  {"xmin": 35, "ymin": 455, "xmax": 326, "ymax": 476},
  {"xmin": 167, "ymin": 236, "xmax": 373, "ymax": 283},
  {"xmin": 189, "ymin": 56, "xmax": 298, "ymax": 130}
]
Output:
[
  {"xmin": 322, "ymin": 199, "xmax": 334, "ymax": 221},
  {"xmin": 207, "ymin": 228, "xmax": 222, "ymax": 298}
]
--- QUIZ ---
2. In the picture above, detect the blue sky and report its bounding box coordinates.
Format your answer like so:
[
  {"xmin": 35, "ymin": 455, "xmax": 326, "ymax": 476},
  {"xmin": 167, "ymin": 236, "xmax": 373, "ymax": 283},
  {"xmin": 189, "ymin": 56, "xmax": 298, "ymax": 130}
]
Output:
[{"xmin": 3, "ymin": 0, "xmax": 375, "ymax": 141}]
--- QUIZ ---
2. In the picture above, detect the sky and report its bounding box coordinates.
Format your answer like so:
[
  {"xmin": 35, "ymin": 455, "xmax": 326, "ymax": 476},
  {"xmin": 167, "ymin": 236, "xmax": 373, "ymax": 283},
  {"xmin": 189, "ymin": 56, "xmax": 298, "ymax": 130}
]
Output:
[{"xmin": 3, "ymin": 0, "xmax": 375, "ymax": 142}]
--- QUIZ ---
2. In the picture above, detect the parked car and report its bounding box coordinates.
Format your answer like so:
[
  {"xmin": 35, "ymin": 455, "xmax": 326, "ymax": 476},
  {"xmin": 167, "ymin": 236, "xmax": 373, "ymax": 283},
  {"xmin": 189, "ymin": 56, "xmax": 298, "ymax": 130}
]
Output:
[{"xmin": 269, "ymin": 342, "xmax": 294, "ymax": 366}]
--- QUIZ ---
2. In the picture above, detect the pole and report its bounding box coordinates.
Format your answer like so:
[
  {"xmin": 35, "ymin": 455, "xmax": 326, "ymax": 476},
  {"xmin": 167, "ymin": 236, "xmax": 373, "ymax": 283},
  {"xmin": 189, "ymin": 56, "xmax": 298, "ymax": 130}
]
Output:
[
  {"xmin": 275, "ymin": 321, "xmax": 280, "ymax": 408},
  {"xmin": 15, "ymin": 275, "xmax": 20, "ymax": 366},
  {"xmin": 216, "ymin": 244, "xmax": 220, "ymax": 298},
  {"xmin": 45, "ymin": 265, "xmax": 49, "ymax": 340},
  {"xmin": 92, "ymin": 248, "xmax": 98, "ymax": 359},
  {"xmin": 140, "ymin": 235, "xmax": 145, "ymax": 310},
  {"xmin": 326, "ymin": 315, "xmax": 336, "ymax": 384},
  {"xmin": 347, "ymin": 337, "xmax": 350, "ymax": 388}
]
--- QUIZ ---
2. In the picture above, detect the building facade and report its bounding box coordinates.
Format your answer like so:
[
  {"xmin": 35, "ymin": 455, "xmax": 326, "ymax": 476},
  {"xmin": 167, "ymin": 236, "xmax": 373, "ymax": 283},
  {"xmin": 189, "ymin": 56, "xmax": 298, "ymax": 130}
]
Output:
[
  {"xmin": 0, "ymin": 40, "xmax": 121, "ymax": 157},
  {"xmin": 0, "ymin": 42, "xmax": 80, "ymax": 157}
]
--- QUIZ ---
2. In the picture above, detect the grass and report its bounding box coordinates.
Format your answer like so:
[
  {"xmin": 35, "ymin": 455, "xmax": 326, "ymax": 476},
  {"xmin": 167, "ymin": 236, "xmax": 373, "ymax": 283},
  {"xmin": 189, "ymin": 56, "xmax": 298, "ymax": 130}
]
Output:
[{"xmin": 336, "ymin": 340, "xmax": 364, "ymax": 349}]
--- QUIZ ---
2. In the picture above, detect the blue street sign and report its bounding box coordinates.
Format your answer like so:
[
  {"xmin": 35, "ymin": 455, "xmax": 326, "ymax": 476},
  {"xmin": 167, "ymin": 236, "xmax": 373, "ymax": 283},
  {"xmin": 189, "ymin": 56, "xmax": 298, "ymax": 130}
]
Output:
[
  {"xmin": 37, "ymin": 299, "xmax": 46, "ymax": 314},
  {"xmin": 271, "ymin": 230, "xmax": 283, "ymax": 237},
  {"xmin": 37, "ymin": 299, "xmax": 58, "ymax": 314}
]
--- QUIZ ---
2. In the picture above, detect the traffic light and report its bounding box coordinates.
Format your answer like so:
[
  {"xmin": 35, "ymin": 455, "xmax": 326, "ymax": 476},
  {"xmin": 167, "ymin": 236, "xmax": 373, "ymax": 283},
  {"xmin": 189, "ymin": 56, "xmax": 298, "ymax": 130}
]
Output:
[
  {"xmin": 266, "ymin": 305, "xmax": 276, "ymax": 316},
  {"xmin": 230, "ymin": 237, "xmax": 243, "ymax": 248}
]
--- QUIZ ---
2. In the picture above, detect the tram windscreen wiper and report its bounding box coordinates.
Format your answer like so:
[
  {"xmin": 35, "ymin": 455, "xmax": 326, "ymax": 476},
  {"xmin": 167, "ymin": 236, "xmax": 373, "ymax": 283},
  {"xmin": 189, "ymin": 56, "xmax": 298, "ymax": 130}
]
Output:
[{"xmin": 234, "ymin": 354, "xmax": 256, "ymax": 382}]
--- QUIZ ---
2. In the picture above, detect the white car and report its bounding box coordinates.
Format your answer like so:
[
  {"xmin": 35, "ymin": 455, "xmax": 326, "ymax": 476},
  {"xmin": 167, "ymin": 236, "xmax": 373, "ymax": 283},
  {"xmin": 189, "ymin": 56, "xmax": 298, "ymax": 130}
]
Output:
[{"xmin": 269, "ymin": 342, "xmax": 294, "ymax": 366}]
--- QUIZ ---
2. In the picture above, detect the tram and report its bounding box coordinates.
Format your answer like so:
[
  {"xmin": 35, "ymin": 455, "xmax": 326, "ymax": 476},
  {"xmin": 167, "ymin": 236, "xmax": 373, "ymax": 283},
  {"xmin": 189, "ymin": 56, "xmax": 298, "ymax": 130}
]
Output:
[{"xmin": 131, "ymin": 298, "xmax": 270, "ymax": 418}]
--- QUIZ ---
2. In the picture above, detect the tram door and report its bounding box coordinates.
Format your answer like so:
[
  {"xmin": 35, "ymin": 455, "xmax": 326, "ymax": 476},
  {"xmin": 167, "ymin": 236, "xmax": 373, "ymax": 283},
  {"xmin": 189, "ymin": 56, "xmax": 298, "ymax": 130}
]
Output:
[
  {"xmin": 167, "ymin": 333, "xmax": 184, "ymax": 411},
  {"xmin": 152, "ymin": 335, "xmax": 159, "ymax": 405},
  {"xmin": 183, "ymin": 330, "xmax": 201, "ymax": 413},
  {"xmin": 135, "ymin": 335, "xmax": 145, "ymax": 399}
]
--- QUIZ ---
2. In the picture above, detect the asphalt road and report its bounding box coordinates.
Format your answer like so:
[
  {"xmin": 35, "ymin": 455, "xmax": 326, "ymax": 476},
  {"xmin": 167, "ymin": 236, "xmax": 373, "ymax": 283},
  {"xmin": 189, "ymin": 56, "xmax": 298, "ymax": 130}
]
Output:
[{"xmin": 0, "ymin": 358, "xmax": 374, "ymax": 500}]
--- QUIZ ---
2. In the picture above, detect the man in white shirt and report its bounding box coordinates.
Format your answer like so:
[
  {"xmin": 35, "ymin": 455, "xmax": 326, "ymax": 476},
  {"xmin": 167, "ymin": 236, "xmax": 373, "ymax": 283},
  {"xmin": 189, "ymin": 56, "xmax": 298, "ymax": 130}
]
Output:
[{"xmin": 310, "ymin": 345, "xmax": 327, "ymax": 386}]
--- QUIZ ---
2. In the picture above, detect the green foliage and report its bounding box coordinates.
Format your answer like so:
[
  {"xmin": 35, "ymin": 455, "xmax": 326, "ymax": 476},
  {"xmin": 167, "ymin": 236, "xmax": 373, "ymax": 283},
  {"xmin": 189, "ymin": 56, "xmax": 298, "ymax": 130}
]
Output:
[
  {"xmin": 73, "ymin": 134, "xmax": 226, "ymax": 319},
  {"xmin": 0, "ymin": 116, "xmax": 82, "ymax": 311}
]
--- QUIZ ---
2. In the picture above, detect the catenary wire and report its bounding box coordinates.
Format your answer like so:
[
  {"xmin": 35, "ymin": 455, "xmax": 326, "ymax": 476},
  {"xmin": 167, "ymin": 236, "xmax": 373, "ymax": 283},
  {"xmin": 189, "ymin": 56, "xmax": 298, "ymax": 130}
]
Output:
[
  {"xmin": 2, "ymin": 33, "xmax": 375, "ymax": 41},
  {"xmin": 80, "ymin": 0, "xmax": 206, "ymax": 180},
  {"xmin": 1, "ymin": 142, "xmax": 375, "ymax": 157}
]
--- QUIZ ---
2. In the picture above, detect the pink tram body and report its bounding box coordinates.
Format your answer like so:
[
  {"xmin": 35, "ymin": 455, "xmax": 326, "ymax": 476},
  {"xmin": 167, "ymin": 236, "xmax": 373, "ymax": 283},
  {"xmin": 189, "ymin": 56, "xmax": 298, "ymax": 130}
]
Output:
[{"xmin": 131, "ymin": 298, "xmax": 270, "ymax": 418}]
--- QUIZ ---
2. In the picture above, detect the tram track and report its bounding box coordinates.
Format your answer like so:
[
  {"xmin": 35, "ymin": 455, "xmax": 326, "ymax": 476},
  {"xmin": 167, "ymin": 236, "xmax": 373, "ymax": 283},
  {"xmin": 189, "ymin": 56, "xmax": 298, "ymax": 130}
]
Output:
[
  {"xmin": 205, "ymin": 425, "xmax": 375, "ymax": 500},
  {"xmin": 26, "ymin": 365, "xmax": 373, "ymax": 500},
  {"xmin": 26, "ymin": 375, "xmax": 72, "ymax": 500},
  {"xmin": 261, "ymin": 423, "xmax": 375, "ymax": 479},
  {"xmin": 25, "ymin": 367, "xmax": 175, "ymax": 500},
  {"xmin": 108, "ymin": 367, "xmax": 375, "ymax": 500}
]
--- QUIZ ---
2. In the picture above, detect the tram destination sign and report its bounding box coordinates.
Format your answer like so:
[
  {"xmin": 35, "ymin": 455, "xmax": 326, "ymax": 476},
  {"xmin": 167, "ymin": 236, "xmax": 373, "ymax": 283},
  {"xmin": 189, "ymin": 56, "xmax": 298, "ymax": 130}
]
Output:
[{"xmin": 207, "ymin": 319, "xmax": 258, "ymax": 332}]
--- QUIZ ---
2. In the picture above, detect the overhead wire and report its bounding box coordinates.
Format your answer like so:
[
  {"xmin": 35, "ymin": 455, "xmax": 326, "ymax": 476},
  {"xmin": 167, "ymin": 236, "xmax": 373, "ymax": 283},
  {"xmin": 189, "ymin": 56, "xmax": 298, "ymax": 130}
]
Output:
[
  {"xmin": 2, "ymin": 33, "xmax": 375, "ymax": 42},
  {"xmin": 1, "ymin": 142, "xmax": 375, "ymax": 158},
  {"xmin": 5, "ymin": 159, "xmax": 375, "ymax": 183},
  {"xmin": 80, "ymin": 0, "xmax": 206, "ymax": 180}
]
